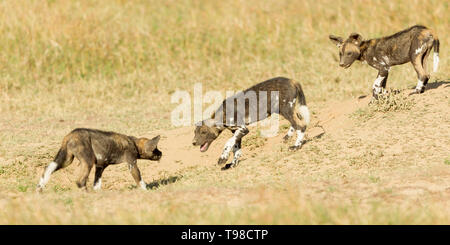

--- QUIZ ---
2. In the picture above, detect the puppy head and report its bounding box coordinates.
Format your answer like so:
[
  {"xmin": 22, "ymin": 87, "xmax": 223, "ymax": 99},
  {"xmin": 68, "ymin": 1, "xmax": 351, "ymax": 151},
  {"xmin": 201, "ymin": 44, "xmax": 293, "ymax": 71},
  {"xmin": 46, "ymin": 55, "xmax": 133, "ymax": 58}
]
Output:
[
  {"xmin": 137, "ymin": 135, "xmax": 162, "ymax": 161},
  {"xmin": 192, "ymin": 120, "xmax": 220, "ymax": 152},
  {"xmin": 329, "ymin": 33, "xmax": 363, "ymax": 68}
]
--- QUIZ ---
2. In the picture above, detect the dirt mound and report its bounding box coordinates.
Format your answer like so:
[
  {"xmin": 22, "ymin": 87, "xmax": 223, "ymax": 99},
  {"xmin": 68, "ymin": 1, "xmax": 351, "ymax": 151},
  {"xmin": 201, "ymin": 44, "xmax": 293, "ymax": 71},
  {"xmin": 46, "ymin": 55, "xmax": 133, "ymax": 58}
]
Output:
[{"xmin": 143, "ymin": 81, "xmax": 449, "ymax": 176}]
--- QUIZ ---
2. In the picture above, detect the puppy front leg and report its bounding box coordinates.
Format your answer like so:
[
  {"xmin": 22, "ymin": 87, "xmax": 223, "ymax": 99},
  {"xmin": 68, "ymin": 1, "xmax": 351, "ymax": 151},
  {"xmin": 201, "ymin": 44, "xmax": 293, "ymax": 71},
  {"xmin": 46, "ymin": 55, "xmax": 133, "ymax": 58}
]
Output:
[
  {"xmin": 128, "ymin": 160, "xmax": 147, "ymax": 190},
  {"xmin": 218, "ymin": 126, "xmax": 248, "ymax": 167},
  {"xmin": 218, "ymin": 136, "xmax": 237, "ymax": 165},
  {"xmin": 372, "ymin": 69, "xmax": 389, "ymax": 99},
  {"xmin": 222, "ymin": 139, "xmax": 243, "ymax": 170},
  {"xmin": 93, "ymin": 165, "xmax": 106, "ymax": 191}
]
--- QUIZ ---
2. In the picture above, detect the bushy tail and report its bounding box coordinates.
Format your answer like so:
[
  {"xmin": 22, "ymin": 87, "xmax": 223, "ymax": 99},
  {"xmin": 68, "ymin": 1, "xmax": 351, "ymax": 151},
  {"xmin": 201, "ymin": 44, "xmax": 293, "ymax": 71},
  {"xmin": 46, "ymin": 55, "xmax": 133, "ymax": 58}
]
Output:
[
  {"xmin": 53, "ymin": 142, "xmax": 74, "ymax": 169},
  {"xmin": 433, "ymin": 38, "xmax": 440, "ymax": 72},
  {"xmin": 294, "ymin": 82, "xmax": 310, "ymax": 125},
  {"xmin": 37, "ymin": 143, "xmax": 72, "ymax": 190},
  {"xmin": 53, "ymin": 148, "xmax": 67, "ymax": 168}
]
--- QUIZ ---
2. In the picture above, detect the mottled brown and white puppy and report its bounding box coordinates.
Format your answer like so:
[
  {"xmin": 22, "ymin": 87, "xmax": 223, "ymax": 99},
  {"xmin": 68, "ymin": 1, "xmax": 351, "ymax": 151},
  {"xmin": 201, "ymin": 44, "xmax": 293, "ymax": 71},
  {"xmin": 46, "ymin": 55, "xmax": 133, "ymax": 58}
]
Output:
[
  {"xmin": 192, "ymin": 77, "xmax": 310, "ymax": 170},
  {"xmin": 37, "ymin": 128, "xmax": 162, "ymax": 191},
  {"xmin": 329, "ymin": 25, "xmax": 440, "ymax": 98}
]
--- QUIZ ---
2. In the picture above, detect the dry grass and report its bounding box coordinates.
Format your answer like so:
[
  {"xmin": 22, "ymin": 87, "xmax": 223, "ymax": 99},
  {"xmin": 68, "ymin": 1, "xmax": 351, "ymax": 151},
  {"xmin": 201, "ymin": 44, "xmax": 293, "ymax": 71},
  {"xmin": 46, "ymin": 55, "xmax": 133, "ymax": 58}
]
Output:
[
  {"xmin": 0, "ymin": 0, "xmax": 449, "ymax": 224},
  {"xmin": 352, "ymin": 90, "xmax": 415, "ymax": 122}
]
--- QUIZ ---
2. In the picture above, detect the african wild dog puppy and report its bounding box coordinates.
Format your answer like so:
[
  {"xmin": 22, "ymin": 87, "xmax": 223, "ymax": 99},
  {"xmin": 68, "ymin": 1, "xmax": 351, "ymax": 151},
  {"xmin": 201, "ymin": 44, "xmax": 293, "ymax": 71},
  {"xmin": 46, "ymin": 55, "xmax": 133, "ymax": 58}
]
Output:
[
  {"xmin": 329, "ymin": 25, "xmax": 440, "ymax": 98},
  {"xmin": 37, "ymin": 128, "xmax": 162, "ymax": 191},
  {"xmin": 192, "ymin": 77, "xmax": 310, "ymax": 170}
]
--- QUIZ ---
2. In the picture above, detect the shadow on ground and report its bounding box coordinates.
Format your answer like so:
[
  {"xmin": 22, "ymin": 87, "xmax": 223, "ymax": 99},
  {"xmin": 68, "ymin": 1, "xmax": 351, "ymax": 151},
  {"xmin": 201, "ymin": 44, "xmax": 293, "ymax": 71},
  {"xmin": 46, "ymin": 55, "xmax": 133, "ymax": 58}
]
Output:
[
  {"xmin": 408, "ymin": 80, "xmax": 450, "ymax": 90},
  {"xmin": 427, "ymin": 80, "xmax": 450, "ymax": 90},
  {"xmin": 146, "ymin": 175, "xmax": 183, "ymax": 189}
]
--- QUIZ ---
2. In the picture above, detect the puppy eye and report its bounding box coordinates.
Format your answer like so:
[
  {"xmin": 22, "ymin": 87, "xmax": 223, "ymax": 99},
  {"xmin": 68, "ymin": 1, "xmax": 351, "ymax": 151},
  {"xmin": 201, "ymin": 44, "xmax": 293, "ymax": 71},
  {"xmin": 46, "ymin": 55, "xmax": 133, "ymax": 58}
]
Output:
[{"xmin": 346, "ymin": 52, "xmax": 351, "ymax": 56}]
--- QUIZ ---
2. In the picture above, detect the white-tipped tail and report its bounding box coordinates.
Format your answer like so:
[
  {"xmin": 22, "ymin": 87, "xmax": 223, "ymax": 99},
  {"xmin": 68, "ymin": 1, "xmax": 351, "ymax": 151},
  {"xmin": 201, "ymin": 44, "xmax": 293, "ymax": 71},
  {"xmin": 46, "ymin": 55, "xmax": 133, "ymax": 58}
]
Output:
[
  {"xmin": 298, "ymin": 105, "xmax": 310, "ymax": 125},
  {"xmin": 433, "ymin": 52, "xmax": 439, "ymax": 72},
  {"xmin": 140, "ymin": 180, "xmax": 147, "ymax": 190},
  {"xmin": 37, "ymin": 161, "xmax": 58, "ymax": 188}
]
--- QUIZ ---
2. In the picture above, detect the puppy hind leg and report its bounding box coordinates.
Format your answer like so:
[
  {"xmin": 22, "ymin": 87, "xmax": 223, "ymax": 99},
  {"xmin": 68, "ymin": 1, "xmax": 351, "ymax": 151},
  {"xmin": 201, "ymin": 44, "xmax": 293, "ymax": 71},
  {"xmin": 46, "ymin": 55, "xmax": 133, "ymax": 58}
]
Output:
[
  {"xmin": 287, "ymin": 115, "xmax": 306, "ymax": 151},
  {"xmin": 412, "ymin": 44, "xmax": 431, "ymax": 94},
  {"xmin": 75, "ymin": 151, "xmax": 95, "ymax": 191},
  {"xmin": 283, "ymin": 109, "xmax": 306, "ymax": 151},
  {"xmin": 283, "ymin": 126, "xmax": 295, "ymax": 143}
]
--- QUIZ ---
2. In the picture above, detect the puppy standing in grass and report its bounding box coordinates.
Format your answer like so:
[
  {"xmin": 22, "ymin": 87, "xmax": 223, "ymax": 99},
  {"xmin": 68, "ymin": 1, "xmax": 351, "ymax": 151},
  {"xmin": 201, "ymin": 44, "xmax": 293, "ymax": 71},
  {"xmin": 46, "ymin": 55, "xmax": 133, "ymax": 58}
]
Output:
[
  {"xmin": 192, "ymin": 77, "xmax": 310, "ymax": 170},
  {"xmin": 37, "ymin": 128, "xmax": 162, "ymax": 192},
  {"xmin": 329, "ymin": 25, "xmax": 439, "ymax": 98}
]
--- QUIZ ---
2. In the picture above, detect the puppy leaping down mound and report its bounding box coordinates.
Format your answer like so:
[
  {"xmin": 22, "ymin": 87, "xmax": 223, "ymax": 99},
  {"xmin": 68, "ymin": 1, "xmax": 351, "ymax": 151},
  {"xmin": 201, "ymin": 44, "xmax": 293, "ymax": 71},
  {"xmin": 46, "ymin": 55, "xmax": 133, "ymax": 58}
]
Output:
[
  {"xmin": 37, "ymin": 128, "xmax": 162, "ymax": 192},
  {"xmin": 192, "ymin": 77, "xmax": 310, "ymax": 170}
]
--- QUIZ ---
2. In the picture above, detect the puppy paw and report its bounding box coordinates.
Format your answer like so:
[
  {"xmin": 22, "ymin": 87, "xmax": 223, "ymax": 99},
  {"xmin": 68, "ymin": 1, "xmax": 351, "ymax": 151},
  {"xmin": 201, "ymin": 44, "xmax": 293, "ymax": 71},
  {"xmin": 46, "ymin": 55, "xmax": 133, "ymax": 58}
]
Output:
[
  {"xmin": 282, "ymin": 135, "xmax": 291, "ymax": 143},
  {"xmin": 221, "ymin": 164, "xmax": 232, "ymax": 170},
  {"xmin": 217, "ymin": 157, "xmax": 228, "ymax": 165}
]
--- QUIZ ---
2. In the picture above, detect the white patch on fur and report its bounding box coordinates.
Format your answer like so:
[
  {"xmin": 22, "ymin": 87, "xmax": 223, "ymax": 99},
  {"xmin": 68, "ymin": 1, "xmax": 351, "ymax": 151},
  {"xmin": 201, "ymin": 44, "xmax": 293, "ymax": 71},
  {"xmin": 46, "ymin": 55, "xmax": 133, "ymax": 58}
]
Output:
[
  {"xmin": 294, "ymin": 130, "xmax": 305, "ymax": 147},
  {"xmin": 372, "ymin": 75, "xmax": 385, "ymax": 94},
  {"xmin": 373, "ymin": 57, "xmax": 377, "ymax": 62},
  {"xmin": 95, "ymin": 153, "xmax": 103, "ymax": 160},
  {"xmin": 382, "ymin": 56, "xmax": 389, "ymax": 65},
  {"xmin": 298, "ymin": 105, "xmax": 310, "ymax": 125},
  {"xmin": 415, "ymin": 43, "xmax": 426, "ymax": 54},
  {"xmin": 220, "ymin": 127, "xmax": 245, "ymax": 160},
  {"xmin": 415, "ymin": 79, "xmax": 424, "ymax": 91},
  {"xmin": 433, "ymin": 52, "xmax": 439, "ymax": 72},
  {"xmin": 93, "ymin": 178, "xmax": 102, "ymax": 190},
  {"xmin": 287, "ymin": 127, "xmax": 295, "ymax": 137},
  {"xmin": 220, "ymin": 136, "xmax": 237, "ymax": 159},
  {"xmin": 38, "ymin": 161, "xmax": 58, "ymax": 188},
  {"xmin": 140, "ymin": 180, "xmax": 147, "ymax": 190},
  {"xmin": 288, "ymin": 98, "xmax": 296, "ymax": 108}
]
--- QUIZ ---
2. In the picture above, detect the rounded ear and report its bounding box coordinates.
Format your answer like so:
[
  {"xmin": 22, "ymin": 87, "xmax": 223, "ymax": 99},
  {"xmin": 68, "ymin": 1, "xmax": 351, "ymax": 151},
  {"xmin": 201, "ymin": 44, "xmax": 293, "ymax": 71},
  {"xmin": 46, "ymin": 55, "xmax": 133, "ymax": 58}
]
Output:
[
  {"xmin": 348, "ymin": 33, "xmax": 363, "ymax": 45},
  {"xmin": 204, "ymin": 119, "xmax": 216, "ymax": 127},
  {"xmin": 145, "ymin": 135, "xmax": 160, "ymax": 151},
  {"xmin": 329, "ymin": 35, "xmax": 343, "ymax": 47},
  {"xmin": 151, "ymin": 135, "xmax": 160, "ymax": 144}
]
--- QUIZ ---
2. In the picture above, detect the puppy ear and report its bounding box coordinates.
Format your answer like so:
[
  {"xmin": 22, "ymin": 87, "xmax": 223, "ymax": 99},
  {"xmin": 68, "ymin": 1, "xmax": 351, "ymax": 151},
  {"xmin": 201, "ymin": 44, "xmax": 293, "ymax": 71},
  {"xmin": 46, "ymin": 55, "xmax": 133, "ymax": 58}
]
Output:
[
  {"xmin": 203, "ymin": 119, "xmax": 216, "ymax": 127},
  {"xmin": 329, "ymin": 35, "xmax": 343, "ymax": 47},
  {"xmin": 348, "ymin": 33, "xmax": 363, "ymax": 45},
  {"xmin": 151, "ymin": 135, "xmax": 160, "ymax": 143},
  {"xmin": 145, "ymin": 135, "xmax": 160, "ymax": 151}
]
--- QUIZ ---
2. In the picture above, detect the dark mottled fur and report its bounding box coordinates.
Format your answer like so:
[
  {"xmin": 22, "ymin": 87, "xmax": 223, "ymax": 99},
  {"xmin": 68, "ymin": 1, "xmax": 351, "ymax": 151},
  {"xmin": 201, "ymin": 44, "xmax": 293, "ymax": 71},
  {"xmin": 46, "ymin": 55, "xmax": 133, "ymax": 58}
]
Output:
[
  {"xmin": 37, "ymin": 128, "xmax": 162, "ymax": 191},
  {"xmin": 329, "ymin": 25, "xmax": 440, "ymax": 97},
  {"xmin": 192, "ymin": 77, "xmax": 310, "ymax": 170}
]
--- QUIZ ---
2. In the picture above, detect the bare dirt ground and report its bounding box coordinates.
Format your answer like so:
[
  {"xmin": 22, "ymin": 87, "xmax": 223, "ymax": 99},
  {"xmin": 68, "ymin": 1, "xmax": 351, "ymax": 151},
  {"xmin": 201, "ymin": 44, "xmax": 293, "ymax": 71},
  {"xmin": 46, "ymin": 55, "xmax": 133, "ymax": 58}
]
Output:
[
  {"xmin": 0, "ymin": 0, "xmax": 448, "ymax": 225},
  {"xmin": 1, "ymin": 81, "xmax": 448, "ymax": 224}
]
